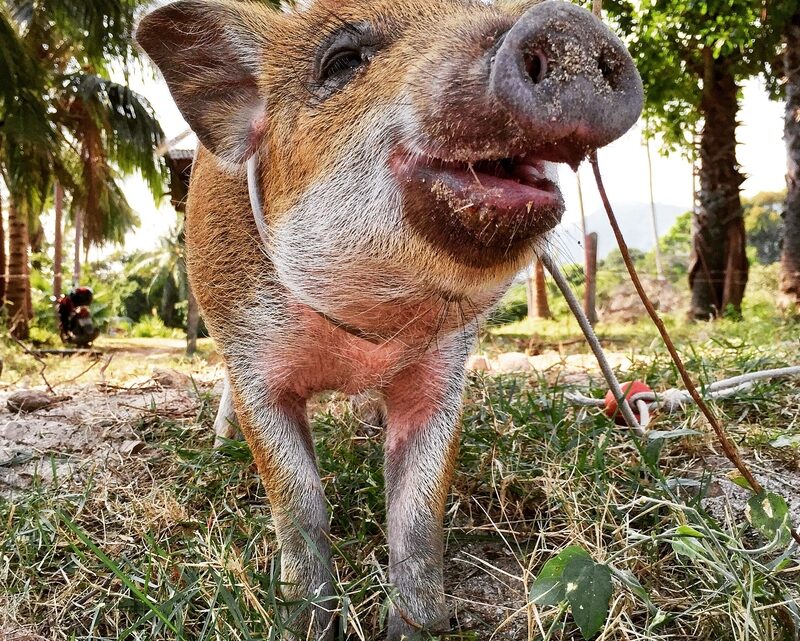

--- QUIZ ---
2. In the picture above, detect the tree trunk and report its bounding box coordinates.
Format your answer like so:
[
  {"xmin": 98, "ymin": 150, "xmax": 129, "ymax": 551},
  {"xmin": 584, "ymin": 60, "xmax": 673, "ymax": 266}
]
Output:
[
  {"xmin": 73, "ymin": 206, "xmax": 83, "ymax": 287},
  {"xmin": 53, "ymin": 182, "xmax": 64, "ymax": 297},
  {"xmin": 688, "ymin": 51, "xmax": 748, "ymax": 319},
  {"xmin": 527, "ymin": 259, "xmax": 551, "ymax": 320},
  {"xmin": 0, "ymin": 191, "xmax": 6, "ymax": 306},
  {"xmin": 534, "ymin": 259, "xmax": 551, "ymax": 319},
  {"xmin": 782, "ymin": 10, "xmax": 800, "ymax": 305},
  {"xmin": 6, "ymin": 199, "xmax": 31, "ymax": 338},
  {"xmin": 186, "ymin": 284, "xmax": 199, "ymax": 355}
]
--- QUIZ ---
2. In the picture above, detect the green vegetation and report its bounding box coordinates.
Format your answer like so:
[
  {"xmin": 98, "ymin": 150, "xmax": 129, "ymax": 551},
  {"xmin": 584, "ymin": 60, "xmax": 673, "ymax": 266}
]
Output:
[
  {"xmin": 1, "ymin": 278, "xmax": 798, "ymax": 640},
  {"xmin": 0, "ymin": 0, "xmax": 164, "ymax": 338},
  {"xmin": 609, "ymin": 0, "xmax": 799, "ymax": 316}
]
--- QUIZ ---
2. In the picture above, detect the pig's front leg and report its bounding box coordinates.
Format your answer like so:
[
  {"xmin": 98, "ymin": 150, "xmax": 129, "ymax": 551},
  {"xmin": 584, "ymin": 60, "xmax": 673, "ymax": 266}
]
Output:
[
  {"xmin": 383, "ymin": 345, "xmax": 469, "ymax": 640},
  {"xmin": 228, "ymin": 374, "xmax": 334, "ymax": 640}
]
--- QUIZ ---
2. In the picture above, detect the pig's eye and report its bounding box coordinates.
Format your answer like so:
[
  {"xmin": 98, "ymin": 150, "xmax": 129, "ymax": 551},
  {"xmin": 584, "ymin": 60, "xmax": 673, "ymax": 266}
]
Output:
[
  {"xmin": 321, "ymin": 48, "xmax": 365, "ymax": 80},
  {"xmin": 316, "ymin": 23, "xmax": 377, "ymax": 92}
]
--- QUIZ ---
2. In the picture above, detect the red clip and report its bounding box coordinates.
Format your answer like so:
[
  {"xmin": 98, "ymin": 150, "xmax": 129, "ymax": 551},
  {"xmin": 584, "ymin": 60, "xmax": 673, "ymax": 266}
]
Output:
[{"xmin": 604, "ymin": 380, "xmax": 653, "ymax": 424}]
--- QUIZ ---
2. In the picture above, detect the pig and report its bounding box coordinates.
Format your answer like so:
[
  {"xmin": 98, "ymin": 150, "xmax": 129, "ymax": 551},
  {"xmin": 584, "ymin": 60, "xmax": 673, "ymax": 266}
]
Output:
[{"xmin": 136, "ymin": 0, "xmax": 642, "ymax": 638}]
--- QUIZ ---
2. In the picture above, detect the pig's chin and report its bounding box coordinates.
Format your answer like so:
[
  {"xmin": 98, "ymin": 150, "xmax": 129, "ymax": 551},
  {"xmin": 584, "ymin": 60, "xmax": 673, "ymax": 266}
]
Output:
[{"xmin": 391, "ymin": 150, "xmax": 564, "ymax": 268}]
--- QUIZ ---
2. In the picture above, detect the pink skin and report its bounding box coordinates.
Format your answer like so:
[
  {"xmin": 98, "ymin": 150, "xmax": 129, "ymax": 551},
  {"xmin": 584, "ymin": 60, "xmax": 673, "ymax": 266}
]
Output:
[
  {"xmin": 383, "ymin": 357, "xmax": 448, "ymax": 455},
  {"xmin": 258, "ymin": 304, "xmax": 454, "ymax": 400}
]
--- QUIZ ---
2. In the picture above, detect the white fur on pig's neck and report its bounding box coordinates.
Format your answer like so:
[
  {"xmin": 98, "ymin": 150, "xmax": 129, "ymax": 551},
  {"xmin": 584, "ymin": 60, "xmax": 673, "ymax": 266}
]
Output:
[{"xmin": 261, "ymin": 107, "xmax": 546, "ymax": 337}]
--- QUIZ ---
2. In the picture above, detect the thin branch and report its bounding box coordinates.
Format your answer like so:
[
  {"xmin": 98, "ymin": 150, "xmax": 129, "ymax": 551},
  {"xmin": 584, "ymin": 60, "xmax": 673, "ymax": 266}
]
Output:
[
  {"xmin": 10, "ymin": 336, "xmax": 55, "ymax": 394},
  {"xmin": 589, "ymin": 153, "xmax": 800, "ymax": 548},
  {"xmin": 54, "ymin": 353, "xmax": 110, "ymax": 387}
]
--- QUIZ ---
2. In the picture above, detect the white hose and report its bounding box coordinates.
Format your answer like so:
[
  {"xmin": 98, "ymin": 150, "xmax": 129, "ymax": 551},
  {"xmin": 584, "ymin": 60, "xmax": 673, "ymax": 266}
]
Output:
[{"xmin": 542, "ymin": 249, "xmax": 800, "ymax": 428}]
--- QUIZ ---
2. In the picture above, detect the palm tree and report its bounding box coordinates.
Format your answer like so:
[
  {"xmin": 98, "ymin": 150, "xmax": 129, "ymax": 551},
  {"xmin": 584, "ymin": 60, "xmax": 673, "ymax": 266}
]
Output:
[
  {"xmin": 6, "ymin": 199, "xmax": 31, "ymax": 335},
  {"xmin": 58, "ymin": 73, "xmax": 165, "ymax": 283},
  {"xmin": 0, "ymin": 0, "xmax": 166, "ymax": 336},
  {"xmin": 0, "ymin": 7, "xmax": 54, "ymax": 337}
]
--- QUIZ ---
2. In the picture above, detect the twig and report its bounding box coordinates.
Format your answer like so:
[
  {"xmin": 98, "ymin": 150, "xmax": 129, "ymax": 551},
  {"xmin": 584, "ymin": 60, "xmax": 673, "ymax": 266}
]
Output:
[
  {"xmin": 99, "ymin": 353, "xmax": 113, "ymax": 386},
  {"xmin": 10, "ymin": 336, "xmax": 55, "ymax": 394},
  {"xmin": 589, "ymin": 153, "xmax": 800, "ymax": 547},
  {"xmin": 54, "ymin": 354, "xmax": 110, "ymax": 388}
]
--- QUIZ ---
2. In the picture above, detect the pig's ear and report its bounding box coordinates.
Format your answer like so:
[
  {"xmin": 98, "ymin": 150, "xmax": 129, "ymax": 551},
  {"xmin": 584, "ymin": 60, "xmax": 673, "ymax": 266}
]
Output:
[{"xmin": 136, "ymin": 0, "xmax": 269, "ymax": 165}]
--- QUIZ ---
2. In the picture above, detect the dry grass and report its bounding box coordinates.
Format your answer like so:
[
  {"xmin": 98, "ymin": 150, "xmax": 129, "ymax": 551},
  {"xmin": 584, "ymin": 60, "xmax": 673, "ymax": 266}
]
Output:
[{"xmin": 0, "ymin": 310, "xmax": 799, "ymax": 640}]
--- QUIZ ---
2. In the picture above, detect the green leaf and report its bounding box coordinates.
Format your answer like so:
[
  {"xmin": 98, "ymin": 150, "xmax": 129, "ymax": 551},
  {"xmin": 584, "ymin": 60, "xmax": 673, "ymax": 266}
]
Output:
[
  {"xmin": 675, "ymin": 525, "xmax": 705, "ymax": 538},
  {"xmin": 745, "ymin": 492, "xmax": 791, "ymax": 546},
  {"xmin": 529, "ymin": 545, "xmax": 590, "ymax": 606},
  {"xmin": 643, "ymin": 437, "xmax": 664, "ymax": 466},
  {"xmin": 671, "ymin": 536, "xmax": 707, "ymax": 560},
  {"xmin": 728, "ymin": 473, "xmax": 755, "ymax": 492},
  {"xmin": 563, "ymin": 556, "xmax": 613, "ymax": 639}
]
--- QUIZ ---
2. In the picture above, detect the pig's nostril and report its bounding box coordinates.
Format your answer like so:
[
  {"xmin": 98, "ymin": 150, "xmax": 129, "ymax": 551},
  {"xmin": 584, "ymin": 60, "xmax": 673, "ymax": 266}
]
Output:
[
  {"xmin": 523, "ymin": 50, "xmax": 548, "ymax": 85},
  {"xmin": 598, "ymin": 52, "xmax": 619, "ymax": 89}
]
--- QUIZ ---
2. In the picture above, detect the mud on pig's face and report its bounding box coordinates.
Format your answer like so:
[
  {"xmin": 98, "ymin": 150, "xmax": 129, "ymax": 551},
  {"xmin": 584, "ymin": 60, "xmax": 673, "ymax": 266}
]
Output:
[{"xmin": 137, "ymin": 0, "xmax": 642, "ymax": 300}]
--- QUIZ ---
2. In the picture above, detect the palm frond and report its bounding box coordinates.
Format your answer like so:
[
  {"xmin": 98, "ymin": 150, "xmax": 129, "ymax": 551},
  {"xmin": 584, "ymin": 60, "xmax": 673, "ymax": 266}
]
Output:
[
  {"xmin": 8, "ymin": 0, "xmax": 150, "ymax": 70},
  {"xmin": 70, "ymin": 161, "xmax": 140, "ymax": 248},
  {"xmin": 59, "ymin": 72, "xmax": 168, "ymax": 199}
]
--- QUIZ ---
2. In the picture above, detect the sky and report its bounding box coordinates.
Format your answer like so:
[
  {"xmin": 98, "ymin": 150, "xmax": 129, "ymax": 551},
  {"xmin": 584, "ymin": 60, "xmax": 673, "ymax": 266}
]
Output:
[{"xmin": 116, "ymin": 72, "xmax": 787, "ymax": 259}]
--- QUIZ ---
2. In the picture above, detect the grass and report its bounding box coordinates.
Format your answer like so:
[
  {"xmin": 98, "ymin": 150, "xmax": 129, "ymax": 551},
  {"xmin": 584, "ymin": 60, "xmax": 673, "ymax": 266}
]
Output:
[{"xmin": 1, "ymin": 273, "xmax": 799, "ymax": 640}]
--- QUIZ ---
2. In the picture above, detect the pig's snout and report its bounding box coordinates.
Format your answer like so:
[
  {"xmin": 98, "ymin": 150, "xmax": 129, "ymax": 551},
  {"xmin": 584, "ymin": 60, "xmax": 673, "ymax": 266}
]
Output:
[{"xmin": 489, "ymin": 0, "xmax": 644, "ymax": 164}]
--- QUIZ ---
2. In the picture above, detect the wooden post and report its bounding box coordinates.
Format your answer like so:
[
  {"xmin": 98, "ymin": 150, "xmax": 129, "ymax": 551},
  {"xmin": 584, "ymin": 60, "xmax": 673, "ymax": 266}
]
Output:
[
  {"xmin": 534, "ymin": 259, "xmax": 551, "ymax": 319},
  {"xmin": 527, "ymin": 259, "xmax": 552, "ymax": 320},
  {"xmin": 584, "ymin": 232, "xmax": 598, "ymax": 326}
]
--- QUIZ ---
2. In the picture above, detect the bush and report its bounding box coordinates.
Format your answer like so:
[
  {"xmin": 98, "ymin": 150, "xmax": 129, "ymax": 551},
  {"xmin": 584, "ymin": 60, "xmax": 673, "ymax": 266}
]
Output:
[{"xmin": 129, "ymin": 315, "xmax": 182, "ymax": 338}]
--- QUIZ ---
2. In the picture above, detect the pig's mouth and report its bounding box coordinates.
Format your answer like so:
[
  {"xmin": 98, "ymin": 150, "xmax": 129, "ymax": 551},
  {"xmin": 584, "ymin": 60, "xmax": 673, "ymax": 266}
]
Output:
[
  {"xmin": 425, "ymin": 156, "xmax": 560, "ymax": 211},
  {"xmin": 392, "ymin": 150, "xmax": 564, "ymax": 265}
]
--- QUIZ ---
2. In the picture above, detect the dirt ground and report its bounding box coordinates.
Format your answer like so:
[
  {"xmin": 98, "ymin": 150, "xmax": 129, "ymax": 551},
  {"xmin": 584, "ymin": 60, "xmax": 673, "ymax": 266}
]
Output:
[{"xmin": 0, "ymin": 338, "xmax": 633, "ymax": 495}]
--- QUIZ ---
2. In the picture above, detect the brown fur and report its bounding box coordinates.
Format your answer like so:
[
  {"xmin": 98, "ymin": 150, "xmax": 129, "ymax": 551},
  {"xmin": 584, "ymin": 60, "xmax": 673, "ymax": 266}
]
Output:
[{"xmin": 137, "ymin": 1, "xmax": 642, "ymax": 637}]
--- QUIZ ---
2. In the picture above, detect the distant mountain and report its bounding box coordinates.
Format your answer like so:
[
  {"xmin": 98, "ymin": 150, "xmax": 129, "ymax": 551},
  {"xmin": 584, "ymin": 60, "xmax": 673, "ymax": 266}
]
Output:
[{"xmin": 550, "ymin": 202, "xmax": 688, "ymax": 263}]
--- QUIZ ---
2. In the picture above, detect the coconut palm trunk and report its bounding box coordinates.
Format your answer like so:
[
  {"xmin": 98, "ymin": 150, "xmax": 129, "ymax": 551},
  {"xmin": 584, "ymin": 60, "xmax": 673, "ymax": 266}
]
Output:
[
  {"xmin": 0, "ymin": 190, "xmax": 6, "ymax": 305},
  {"xmin": 73, "ymin": 205, "xmax": 83, "ymax": 287},
  {"xmin": 187, "ymin": 285, "xmax": 199, "ymax": 355},
  {"xmin": 53, "ymin": 181, "xmax": 64, "ymax": 297},
  {"xmin": 6, "ymin": 198, "xmax": 31, "ymax": 338},
  {"xmin": 688, "ymin": 52, "xmax": 748, "ymax": 319},
  {"xmin": 782, "ymin": 9, "xmax": 800, "ymax": 306}
]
